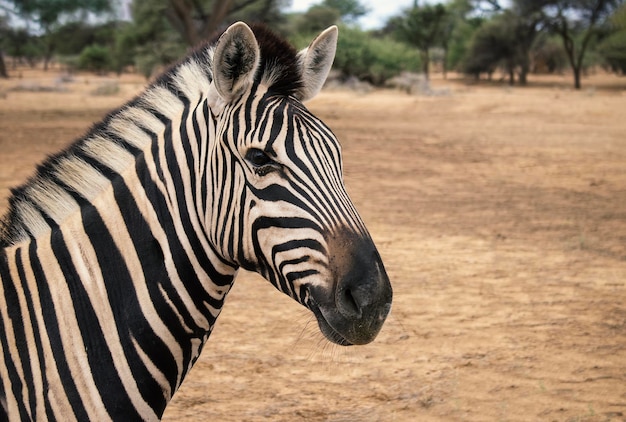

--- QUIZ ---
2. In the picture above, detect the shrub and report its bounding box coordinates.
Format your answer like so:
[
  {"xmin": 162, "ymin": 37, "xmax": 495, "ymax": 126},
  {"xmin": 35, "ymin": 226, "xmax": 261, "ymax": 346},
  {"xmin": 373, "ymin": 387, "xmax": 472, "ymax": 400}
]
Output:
[
  {"xmin": 78, "ymin": 44, "xmax": 112, "ymax": 74},
  {"xmin": 461, "ymin": 16, "xmax": 517, "ymax": 79},
  {"xmin": 598, "ymin": 5, "xmax": 626, "ymax": 74},
  {"xmin": 294, "ymin": 25, "xmax": 421, "ymax": 86},
  {"xmin": 363, "ymin": 36, "xmax": 422, "ymax": 85},
  {"xmin": 531, "ymin": 35, "xmax": 569, "ymax": 73},
  {"xmin": 295, "ymin": 5, "xmax": 341, "ymax": 34},
  {"xmin": 447, "ymin": 17, "xmax": 483, "ymax": 71},
  {"xmin": 598, "ymin": 31, "xmax": 626, "ymax": 73}
]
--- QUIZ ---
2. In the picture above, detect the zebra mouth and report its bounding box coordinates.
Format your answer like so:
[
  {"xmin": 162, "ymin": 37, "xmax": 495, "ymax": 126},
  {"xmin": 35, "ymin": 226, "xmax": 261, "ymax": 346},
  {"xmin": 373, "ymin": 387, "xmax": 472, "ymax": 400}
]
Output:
[{"xmin": 308, "ymin": 299, "xmax": 354, "ymax": 346}]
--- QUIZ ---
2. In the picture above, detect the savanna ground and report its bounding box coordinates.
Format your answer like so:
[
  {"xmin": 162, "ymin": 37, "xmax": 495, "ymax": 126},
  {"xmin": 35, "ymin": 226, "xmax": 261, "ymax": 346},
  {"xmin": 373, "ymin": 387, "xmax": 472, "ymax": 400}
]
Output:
[{"xmin": 0, "ymin": 68, "xmax": 625, "ymax": 421}]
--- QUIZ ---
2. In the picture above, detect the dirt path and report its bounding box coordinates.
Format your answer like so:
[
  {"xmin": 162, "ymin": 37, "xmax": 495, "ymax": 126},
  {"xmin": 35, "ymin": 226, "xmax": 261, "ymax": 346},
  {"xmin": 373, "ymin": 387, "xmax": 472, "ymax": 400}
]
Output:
[{"xmin": 1, "ymin": 71, "xmax": 625, "ymax": 421}]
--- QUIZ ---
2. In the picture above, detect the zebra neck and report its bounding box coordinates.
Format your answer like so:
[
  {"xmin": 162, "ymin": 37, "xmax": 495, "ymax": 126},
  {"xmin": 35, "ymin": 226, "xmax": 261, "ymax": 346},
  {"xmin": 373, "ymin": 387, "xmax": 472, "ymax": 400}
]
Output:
[
  {"xmin": 0, "ymin": 79, "xmax": 242, "ymax": 418},
  {"xmin": 1, "ymin": 219, "xmax": 237, "ymax": 419},
  {"xmin": 0, "ymin": 56, "xmax": 247, "ymax": 416},
  {"xmin": 0, "ymin": 159, "xmax": 237, "ymax": 418}
]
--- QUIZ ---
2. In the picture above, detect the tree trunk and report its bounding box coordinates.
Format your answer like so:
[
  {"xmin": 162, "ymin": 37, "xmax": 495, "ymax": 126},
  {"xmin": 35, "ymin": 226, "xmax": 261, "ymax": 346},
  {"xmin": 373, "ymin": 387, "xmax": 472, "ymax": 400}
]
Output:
[
  {"xmin": 442, "ymin": 45, "xmax": 448, "ymax": 80},
  {"xmin": 506, "ymin": 58, "xmax": 515, "ymax": 85},
  {"xmin": 518, "ymin": 39, "xmax": 532, "ymax": 86},
  {"xmin": 560, "ymin": 34, "xmax": 580, "ymax": 89},
  {"xmin": 421, "ymin": 49, "xmax": 430, "ymax": 80},
  {"xmin": 0, "ymin": 51, "xmax": 8, "ymax": 78},
  {"xmin": 168, "ymin": 0, "xmax": 203, "ymax": 45},
  {"xmin": 573, "ymin": 66, "xmax": 582, "ymax": 89},
  {"xmin": 43, "ymin": 32, "xmax": 55, "ymax": 72},
  {"xmin": 555, "ymin": 9, "xmax": 600, "ymax": 91},
  {"xmin": 518, "ymin": 59, "xmax": 529, "ymax": 85}
]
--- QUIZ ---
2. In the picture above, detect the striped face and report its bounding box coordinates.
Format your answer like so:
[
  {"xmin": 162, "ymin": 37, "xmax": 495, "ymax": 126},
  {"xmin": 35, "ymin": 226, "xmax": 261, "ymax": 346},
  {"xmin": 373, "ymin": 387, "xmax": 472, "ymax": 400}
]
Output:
[{"xmin": 207, "ymin": 24, "xmax": 392, "ymax": 345}]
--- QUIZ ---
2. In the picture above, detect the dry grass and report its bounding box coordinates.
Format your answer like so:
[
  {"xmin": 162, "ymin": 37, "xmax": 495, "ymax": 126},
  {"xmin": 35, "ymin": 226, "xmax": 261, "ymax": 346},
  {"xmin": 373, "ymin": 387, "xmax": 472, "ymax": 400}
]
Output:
[{"xmin": 1, "ymin": 68, "xmax": 625, "ymax": 421}]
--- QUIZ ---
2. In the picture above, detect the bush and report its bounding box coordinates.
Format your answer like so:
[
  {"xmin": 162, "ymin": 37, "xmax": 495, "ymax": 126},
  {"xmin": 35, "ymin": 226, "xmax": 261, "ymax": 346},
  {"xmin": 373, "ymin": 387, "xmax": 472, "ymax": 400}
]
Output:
[
  {"xmin": 364, "ymin": 36, "xmax": 422, "ymax": 85},
  {"xmin": 598, "ymin": 31, "xmax": 626, "ymax": 74},
  {"xmin": 598, "ymin": 5, "xmax": 626, "ymax": 74},
  {"xmin": 447, "ymin": 17, "xmax": 483, "ymax": 71},
  {"xmin": 460, "ymin": 14, "xmax": 521, "ymax": 82},
  {"xmin": 531, "ymin": 35, "xmax": 568, "ymax": 73},
  {"xmin": 78, "ymin": 44, "xmax": 112, "ymax": 74},
  {"xmin": 295, "ymin": 5, "xmax": 340, "ymax": 34},
  {"xmin": 294, "ymin": 26, "xmax": 421, "ymax": 86},
  {"xmin": 339, "ymin": 26, "xmax": 422, "ymax": 85}
]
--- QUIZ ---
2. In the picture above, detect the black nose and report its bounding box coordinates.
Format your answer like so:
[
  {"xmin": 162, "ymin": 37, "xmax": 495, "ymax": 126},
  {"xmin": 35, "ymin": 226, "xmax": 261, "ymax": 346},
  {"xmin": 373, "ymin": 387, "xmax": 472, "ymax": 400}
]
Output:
[
  {"xmin": 312, "ymin": 229, "xmax": 392, "ymax": 345},
  {"xmin": 335, "ymin": 246, "xmax": 389, "ymax": 320}
]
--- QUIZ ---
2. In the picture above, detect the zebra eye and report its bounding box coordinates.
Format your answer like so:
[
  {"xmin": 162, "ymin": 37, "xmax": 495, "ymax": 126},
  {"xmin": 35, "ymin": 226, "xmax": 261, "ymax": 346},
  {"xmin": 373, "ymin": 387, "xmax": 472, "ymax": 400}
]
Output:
[{"xmin": 245, "ymin": 148, "xmax": 272, "ymax": 167}]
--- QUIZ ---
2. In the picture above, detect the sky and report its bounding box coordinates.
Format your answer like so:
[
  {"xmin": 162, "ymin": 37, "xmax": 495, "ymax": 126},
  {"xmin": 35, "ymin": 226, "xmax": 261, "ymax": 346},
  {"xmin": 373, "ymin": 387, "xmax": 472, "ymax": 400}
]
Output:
[{"xmin": 285, "ymin": 0, "xmax": 415, "ymax": 30}]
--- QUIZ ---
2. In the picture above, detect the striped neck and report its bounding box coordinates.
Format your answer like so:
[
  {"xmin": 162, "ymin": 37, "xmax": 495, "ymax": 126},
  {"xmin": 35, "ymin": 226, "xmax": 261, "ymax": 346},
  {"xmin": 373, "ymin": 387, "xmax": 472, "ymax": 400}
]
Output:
[{"xmin": 0, "ymin": 54, "xmax": 240, "ymax": 418}]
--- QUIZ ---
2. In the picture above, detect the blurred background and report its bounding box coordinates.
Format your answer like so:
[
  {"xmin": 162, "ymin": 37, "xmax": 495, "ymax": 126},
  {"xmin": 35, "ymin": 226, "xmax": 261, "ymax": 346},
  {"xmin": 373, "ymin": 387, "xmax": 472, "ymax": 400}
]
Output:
[{"xmin": 0, "ymin": 0, "xmax": 625, "ymax": 89}]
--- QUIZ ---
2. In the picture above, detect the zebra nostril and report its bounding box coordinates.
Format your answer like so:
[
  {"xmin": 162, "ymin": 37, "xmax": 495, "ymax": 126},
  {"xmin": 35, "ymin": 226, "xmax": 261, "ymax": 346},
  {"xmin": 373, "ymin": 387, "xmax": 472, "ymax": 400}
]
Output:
[{"xmin": 338, "ymin": 286, "xmax": 362, "ymax": 318}]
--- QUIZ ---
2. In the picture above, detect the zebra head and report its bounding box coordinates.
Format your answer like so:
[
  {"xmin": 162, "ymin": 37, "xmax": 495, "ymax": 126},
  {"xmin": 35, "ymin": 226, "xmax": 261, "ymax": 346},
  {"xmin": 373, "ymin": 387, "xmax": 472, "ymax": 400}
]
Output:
[{"xmin": 206, "ymin": 23, "xmax": 392, "ymax": 346}]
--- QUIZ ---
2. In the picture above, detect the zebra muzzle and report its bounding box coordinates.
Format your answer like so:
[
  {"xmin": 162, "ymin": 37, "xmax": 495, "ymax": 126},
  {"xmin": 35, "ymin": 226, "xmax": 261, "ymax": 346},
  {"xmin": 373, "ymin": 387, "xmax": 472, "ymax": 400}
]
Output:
[{"xmin": 308, "ymin": 231, "xmax": 392, "ymax": 346}]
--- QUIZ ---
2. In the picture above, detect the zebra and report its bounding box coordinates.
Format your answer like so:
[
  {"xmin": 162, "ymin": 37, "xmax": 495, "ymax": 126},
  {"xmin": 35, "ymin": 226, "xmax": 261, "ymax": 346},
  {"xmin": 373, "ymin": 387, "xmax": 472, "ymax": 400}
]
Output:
[{"xmin": 0, "ymin": 22, "xmax": 392, "ymax": 420}]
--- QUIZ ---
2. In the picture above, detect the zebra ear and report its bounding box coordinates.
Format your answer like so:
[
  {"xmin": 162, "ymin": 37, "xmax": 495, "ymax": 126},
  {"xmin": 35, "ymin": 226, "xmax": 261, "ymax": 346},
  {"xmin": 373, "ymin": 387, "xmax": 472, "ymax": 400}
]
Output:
[
  {"xmin": 296, "ymin": 25, "xmax": 338, "ymax": 102},
  {"xmin": 211, "ymin": 22, "xmax": 260, "ymax": 106}
]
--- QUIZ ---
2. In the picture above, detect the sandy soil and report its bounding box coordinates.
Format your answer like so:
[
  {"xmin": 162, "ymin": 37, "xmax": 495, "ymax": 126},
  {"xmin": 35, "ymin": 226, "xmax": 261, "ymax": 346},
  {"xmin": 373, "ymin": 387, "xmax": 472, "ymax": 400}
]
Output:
[{"xmin": 1, "ymin": 69, "xmax": 625, "ymax": 421}]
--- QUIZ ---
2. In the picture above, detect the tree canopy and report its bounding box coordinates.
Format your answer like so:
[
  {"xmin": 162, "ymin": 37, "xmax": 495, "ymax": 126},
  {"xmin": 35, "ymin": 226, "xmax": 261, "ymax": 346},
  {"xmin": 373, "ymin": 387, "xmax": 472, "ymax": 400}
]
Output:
[{"xmin": 392, "ymin": 3, "xmax": 449, "ymax": 79}]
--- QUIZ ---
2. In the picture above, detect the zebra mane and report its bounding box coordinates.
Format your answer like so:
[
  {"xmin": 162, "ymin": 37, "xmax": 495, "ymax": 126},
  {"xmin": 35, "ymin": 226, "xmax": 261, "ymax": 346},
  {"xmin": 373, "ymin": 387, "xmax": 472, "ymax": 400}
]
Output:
[
  {"xmin": 247, "ymin": 24, "xmax": 304, "ymax": 96},
  {"xmin": 0, "ymin": 24, "xmax": 304, "ymax": 247}
]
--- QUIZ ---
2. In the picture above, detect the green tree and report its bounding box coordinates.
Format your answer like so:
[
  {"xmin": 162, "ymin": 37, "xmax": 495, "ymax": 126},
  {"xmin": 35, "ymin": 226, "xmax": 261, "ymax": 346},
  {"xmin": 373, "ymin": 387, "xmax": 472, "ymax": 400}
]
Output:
[
  {"xmin": 462, "ymin": 13, "xmax": 519, "ymax": 82},
  {"xmin": 0, "ymin": 15, "xmax": 8, "ymax": 77},
  {"xmin": 443, "ymin": 0, "xmax": 483, "ymax": 73},
  {"xmin": 508, "ymin": 0, "xmax": 545, "ymax": 84},
  {"xmin": 321, "ymin": 0, "xmax": 369, "ymax": 22},
  {"xmin": 461, "ymin": 0, "xmax": 544, "ymax": 84},
  {"xmin": 163, "ymin": 0, "xmax": 285, "ymax": 46},
  {"xmin": 543, "ymin": 0, "xmax": 624, "ymax": 88},
  {"xmin": 436, "ymin": 0, "xmax": 478, "ymax": 79},
  {"xmin": 120, "ymin": 0, "xmax": 286, "ymax": 77},
  {"xmin": 78, "ymin": 44, "xmax": 112, "ymax": 74},
  {"xmin": 119, "ymin": 0, "xmax": 187, "ymax": 77},
  {"xmin": 4, "ymin": 0, "xmax": 112, "ymax": 70},
  {"xmin": 229, "ymin": 0, "xmax": 288, "ymax": 26},
  {"xmin": 597, "ymin": 2, "xmax": 626, "ymax": 72},
  {"xmin": 326, "ymin": 25, "xmax": 421, "ymax": 85},
  {"xmin": 295, "ymin": 5, "xmax": 341, "ymax": 33},
  {"xmin": 392, "ymin": 2, "xmax": 449, "ymax": 79},
  {"xmin": 2, "ymin": 27, "xmax": 43, "ymax": 68},
  {"xmin": 51, "ymin": 21, "xmax": 111, "ymax": 56}
]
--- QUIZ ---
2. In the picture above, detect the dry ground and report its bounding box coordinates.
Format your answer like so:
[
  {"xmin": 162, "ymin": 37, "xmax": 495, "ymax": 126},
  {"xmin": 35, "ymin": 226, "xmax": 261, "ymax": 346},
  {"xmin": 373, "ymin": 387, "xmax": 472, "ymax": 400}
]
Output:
[{"xmin": 1, "ymin": 69, "xmax": 625, "ymax": 421}]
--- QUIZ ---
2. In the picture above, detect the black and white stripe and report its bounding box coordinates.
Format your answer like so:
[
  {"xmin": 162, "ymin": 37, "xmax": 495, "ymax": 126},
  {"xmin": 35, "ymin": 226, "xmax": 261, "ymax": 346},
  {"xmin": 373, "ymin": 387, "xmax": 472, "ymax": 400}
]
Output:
[{"xmin": 0, "ymin": 22, "xmax": 392, "ymax": 420}]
